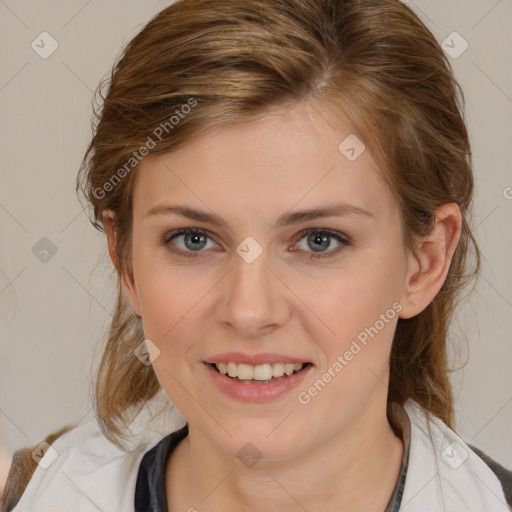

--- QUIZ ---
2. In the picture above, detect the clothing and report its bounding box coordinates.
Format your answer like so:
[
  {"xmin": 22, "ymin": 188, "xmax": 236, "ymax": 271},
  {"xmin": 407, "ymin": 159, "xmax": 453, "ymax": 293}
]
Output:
[
  {"xmin": 6, "ymin": 397, "xmax": 512, "ymax": 512},
  {"xmin": 134, "ymin": 401, "xmax": 412, "ymax": 512}
]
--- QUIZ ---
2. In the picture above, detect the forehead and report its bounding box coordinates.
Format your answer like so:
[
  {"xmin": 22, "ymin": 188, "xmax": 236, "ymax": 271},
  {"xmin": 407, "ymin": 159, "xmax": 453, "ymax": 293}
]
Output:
[{"xmin": 134, "ymin": 102, "xmax": 396, "ymax": 225}]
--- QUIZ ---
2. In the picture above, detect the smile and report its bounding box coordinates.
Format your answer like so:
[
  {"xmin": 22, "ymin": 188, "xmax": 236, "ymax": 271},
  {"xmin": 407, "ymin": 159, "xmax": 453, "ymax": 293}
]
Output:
[
  {"xmin": 212, "ymin": 362, "xmax": 308, "ymax": 383},
  {"xmin": 204, "ymin": 361, "xmax": 313, "ymax": 402}
]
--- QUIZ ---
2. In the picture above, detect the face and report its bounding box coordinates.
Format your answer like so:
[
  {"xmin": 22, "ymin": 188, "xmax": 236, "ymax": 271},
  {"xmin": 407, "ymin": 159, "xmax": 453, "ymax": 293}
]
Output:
[{"xmin": 122, "ymin": 101, "xmax": 413, "ymax": 461}]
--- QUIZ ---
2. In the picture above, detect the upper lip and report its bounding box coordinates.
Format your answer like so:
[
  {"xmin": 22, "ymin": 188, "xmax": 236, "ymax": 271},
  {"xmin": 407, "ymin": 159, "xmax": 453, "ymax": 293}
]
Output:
[{"xmin": 204, "ymin": 352, "xmax": 311, "ymax": 366}]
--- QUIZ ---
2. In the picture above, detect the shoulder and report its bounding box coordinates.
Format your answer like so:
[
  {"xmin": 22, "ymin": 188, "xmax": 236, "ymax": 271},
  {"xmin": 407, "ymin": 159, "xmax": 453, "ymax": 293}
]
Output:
[
  {"xmin": 402, "ymin": 399, "xmax": 512, "ymax": 511},
  {"xmin": 0, "ymin": 420, "xmax": 151, "ymax": 512},
  {"xmin": 468, "ymin": 444, "xmax": 512, "ymax": 509},
  {"xmin": 1, "ymin": 424, "xmax": 75, "ymax": 512}
]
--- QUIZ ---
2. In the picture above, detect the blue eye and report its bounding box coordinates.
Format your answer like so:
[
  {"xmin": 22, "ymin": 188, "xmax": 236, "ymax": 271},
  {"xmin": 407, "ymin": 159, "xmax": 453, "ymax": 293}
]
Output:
[
  {"xmin": 162, "ymin": 228, "xmax": 351, "ymax": 259},
  {"xmin": 163, "ymin": 228, "xmax": 217, "ymax": 257},
  {"xmin": 294, "ymin": 228, "xmax": 351, "ymax": 258}
]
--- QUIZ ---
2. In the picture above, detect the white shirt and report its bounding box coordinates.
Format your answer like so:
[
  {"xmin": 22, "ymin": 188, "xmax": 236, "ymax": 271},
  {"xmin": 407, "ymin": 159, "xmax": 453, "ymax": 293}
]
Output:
[{"xmin": 10, "ymin": 390, "xmax": 511, "ymax": 511}]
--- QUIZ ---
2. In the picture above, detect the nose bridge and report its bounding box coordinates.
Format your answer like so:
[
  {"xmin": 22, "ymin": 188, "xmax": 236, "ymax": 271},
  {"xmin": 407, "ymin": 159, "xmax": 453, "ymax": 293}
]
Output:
[{"xmin": 219, "ymin": 237, "xmax": 289, "ymax": 336}]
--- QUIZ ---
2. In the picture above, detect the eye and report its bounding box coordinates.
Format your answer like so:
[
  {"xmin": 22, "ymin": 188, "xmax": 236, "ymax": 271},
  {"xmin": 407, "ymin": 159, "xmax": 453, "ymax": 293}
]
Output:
[
  {"xmin": 293, "ymin": 228, "xmax": 351, "ymax": 259},
  {"xmin": 163, "ymin": 228, "xmax": 219, "ymax": 258},
  {"xmin": 162, "ymin": 227, "xmax": 351, "ymax": 259}
]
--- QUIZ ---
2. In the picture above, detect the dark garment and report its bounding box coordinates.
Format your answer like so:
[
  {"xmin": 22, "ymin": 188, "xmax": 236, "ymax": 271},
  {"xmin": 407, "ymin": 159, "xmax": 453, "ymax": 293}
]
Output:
[
  {"xmin": 133, "ymin": 405, "xmax": 512, "ymax": 512},
  {"xmin": 134, "ymin": 410, "xmax": 411, "ymax": 512},
  {"xmin": 134, "ymin": 423, "xmax": 189, "ymax": 512}
]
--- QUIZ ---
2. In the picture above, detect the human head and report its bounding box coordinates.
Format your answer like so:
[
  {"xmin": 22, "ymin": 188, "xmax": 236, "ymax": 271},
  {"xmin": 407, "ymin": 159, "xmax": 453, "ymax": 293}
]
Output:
[{"xmin": 77, "ymin": 0, "xmax": 480, "ymax": 449}]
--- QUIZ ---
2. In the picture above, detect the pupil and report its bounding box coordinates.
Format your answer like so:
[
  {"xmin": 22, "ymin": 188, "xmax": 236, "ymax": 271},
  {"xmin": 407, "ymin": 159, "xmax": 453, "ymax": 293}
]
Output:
[
  {"xmin": 309, "ymin": 233, "xmax": 329, "ymax": 252},
  {"xmin": 186, "ymin": 233, "xmax": 206, "ymax": 250}
]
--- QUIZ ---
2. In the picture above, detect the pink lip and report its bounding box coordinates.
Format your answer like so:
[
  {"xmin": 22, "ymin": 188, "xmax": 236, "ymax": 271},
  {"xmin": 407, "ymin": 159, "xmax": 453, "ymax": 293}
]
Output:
[
  {"xmin": 204, "ymin": 362, "xmax": 313, "ymax": 403},
  {"xmin": 204, "ymin": 352, "xmax": 311, "ymax": 365}
]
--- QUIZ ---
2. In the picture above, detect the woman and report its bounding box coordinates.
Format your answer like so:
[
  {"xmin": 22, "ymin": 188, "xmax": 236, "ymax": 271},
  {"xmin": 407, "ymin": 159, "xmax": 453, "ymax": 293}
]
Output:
[{"xmin": 3, "ymin": 0, "xmax": 511, "ymax": 511}]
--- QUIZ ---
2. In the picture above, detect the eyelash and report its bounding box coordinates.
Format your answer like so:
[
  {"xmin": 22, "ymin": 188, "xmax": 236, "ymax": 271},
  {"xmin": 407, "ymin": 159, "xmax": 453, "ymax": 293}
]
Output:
[{"xmin": 162, "ymin": 227, "xmax": 351, "ymax": 259}]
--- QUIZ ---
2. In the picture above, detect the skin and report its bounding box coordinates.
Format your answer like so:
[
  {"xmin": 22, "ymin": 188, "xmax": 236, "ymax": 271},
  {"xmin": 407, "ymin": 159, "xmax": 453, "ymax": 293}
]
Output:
[{"xmin": 105, "ymin": 100, "xmax": 461, "ymax": 511}]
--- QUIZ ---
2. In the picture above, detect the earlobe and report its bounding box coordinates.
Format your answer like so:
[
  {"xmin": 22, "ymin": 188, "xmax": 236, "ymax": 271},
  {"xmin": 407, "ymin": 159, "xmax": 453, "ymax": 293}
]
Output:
[
  {"xmin": 102, "ymin": 209, "xmax": 142, "ymax": 317},
  {"xmin": 399, "ymin": 203, "xmax": 462, "ymax": 320}
]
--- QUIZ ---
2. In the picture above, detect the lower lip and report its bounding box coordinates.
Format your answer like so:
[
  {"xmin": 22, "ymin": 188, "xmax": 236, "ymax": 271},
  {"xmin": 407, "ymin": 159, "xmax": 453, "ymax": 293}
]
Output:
[{"xmin": 204, "ymin": 363, "xmax": 313, "ymax": 403}]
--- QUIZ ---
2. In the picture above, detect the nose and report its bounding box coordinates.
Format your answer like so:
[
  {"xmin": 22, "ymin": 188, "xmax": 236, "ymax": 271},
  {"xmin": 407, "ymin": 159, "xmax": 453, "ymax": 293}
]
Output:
[{"xmin": 216, "ymin": 241, "xmax": 291, "ymax": 339}]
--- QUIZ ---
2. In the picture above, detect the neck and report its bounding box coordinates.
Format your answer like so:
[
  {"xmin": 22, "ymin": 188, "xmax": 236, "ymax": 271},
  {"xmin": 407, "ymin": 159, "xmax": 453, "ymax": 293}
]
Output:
[{"xmin": 166, "ymin": 401, "xmax": 404, "ymax": 512}]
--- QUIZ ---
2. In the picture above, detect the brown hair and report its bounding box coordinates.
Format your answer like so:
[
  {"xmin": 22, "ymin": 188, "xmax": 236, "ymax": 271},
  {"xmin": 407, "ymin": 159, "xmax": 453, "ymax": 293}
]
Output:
[
  {"xmin": 75, "ymin": 0, "xmax": 479, "ymax": 449},
  {"xmin": 1, "ymin": 424, "xmax": 75, "ymax": 511}
]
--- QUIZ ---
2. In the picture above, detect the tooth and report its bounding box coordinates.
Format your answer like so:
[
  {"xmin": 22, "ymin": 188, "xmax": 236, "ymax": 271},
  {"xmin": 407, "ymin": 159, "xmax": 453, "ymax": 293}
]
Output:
[
  {"xmin": 253, "ymin": 364, "xmax": 273, "ymax": 380},
  {"xmin": 284, "ymin": 363, "xmax": 294, "ymax": 376},
  {"xmin": 294, "ymin": 363, "xmax": 303, "ymax": 372},
  {"xmin": 227, "ymin": 362, "xmax": 237, "ymax": 377},
  {"xmin": 237, "ymin": 363, "xmax": 254, "ymax": 380},
  {"xmin": 217, "ymin": 363, "xmax": 228, "ymax": 374},
  {"xmin": 272, "ymin": 363, "xmax": 285, "ymax": 377}
]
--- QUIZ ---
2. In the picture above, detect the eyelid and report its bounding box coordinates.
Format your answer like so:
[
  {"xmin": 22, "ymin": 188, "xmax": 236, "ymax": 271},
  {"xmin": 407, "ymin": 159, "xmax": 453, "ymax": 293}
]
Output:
[{"xmin": 162, "ymin": 227, "xmax": 352, "ymax": 258}]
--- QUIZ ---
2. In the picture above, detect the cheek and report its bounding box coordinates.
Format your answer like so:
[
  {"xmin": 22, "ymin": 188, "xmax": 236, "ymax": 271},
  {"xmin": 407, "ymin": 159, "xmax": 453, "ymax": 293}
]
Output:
[{"xmin": 289, "ymin": 251, "xmax": 404, "ymax": 390}]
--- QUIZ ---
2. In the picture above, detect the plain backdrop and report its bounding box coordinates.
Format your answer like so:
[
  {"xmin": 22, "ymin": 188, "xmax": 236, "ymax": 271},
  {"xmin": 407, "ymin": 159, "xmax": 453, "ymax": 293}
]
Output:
[{"xmin": 0, "ymin": 0, "xmax": 511, "ymax": 480}]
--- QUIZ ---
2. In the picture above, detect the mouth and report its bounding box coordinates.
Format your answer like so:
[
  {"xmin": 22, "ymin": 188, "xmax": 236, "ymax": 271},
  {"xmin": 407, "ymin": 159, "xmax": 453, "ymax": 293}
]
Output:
[{"xmin": 209, "ymin": 361, "xmax": 313, "ymax": 384}]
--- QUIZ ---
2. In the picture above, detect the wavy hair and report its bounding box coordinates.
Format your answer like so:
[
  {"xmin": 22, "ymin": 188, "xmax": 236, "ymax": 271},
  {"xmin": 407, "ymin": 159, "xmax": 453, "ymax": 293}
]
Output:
[{"xmin": 76, "ymin": 0, "xmax": 480, "ymax": 449}]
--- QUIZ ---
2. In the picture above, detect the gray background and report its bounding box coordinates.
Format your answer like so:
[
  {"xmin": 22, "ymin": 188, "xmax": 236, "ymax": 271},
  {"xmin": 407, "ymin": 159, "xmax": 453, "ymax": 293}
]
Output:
[{"xmin": 0, "ymin": 0, "xmax": 511, "ymax": 487}]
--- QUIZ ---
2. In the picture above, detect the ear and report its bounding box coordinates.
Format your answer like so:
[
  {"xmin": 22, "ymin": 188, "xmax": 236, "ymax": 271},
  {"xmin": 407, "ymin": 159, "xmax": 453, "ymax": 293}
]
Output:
[
  {"xmin": 102, "ymin": 210, "xmax": 142, "ymax": 317},
  {"xmin": 399, "ymin": 203, "xmax": 462, "ymax": 319}
]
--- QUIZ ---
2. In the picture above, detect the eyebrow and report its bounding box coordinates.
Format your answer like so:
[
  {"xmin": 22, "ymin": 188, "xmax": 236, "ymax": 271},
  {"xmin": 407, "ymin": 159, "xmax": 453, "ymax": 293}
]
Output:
[{"xmin": 145, "ymin": 202, "xmax": 373, "ymax": 232}]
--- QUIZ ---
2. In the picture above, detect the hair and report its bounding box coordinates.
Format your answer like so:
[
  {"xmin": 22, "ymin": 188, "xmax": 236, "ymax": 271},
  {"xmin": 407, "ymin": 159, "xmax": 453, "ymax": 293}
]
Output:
[
  {"xmin": 73, "ymin": 0, "xmax": 480, "ymax": 449},
  {"xmin": 1, "ymin": 424, "xmax": 75, "ymax": 511}
]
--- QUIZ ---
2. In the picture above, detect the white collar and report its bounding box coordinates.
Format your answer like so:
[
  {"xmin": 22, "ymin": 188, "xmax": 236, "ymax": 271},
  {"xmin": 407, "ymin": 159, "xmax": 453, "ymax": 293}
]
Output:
[
  {"xmin": 11, "ymin": 394, "xmax": 510, "ymax": 511},
  {"xmin": 400, "ymin": 399, "xmax": 509, "ymax": 511}
]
